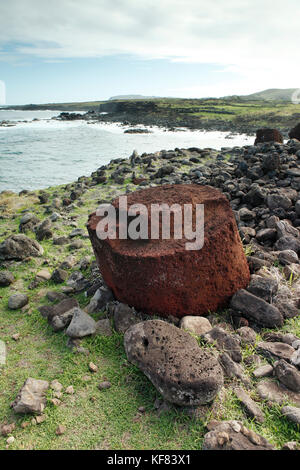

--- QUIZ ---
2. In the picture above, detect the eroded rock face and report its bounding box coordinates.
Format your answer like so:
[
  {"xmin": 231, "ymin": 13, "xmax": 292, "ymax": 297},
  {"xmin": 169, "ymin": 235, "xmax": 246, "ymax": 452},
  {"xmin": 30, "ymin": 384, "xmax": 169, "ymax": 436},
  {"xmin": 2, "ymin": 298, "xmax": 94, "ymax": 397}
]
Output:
[
  {"xmin": 254, "ymin": 128, "xmax": 283, "ymax": 145},
  {"xmin": 88, "ymin": 184, "xmax": 250, "ymax": 318},
  {"xmin": 124, "ymin": 320, "xmax": 224, "ymax": 406},
  {"xmin": 0, "ymin": 234, "xmax": 44, "ymax": 261}
]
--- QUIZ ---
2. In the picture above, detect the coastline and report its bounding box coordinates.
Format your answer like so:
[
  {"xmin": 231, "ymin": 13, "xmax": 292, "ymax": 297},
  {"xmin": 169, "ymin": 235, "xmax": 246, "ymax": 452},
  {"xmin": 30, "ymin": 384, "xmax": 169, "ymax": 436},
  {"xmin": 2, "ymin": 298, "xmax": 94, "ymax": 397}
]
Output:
[
  {"xmin": 0, "ymin": 111, "xmax": 253, "ymax": 193},
  {"xmin": 1, "ymin": 132, "xmax": 300, "ymax": 450},
  {"xmin": 4, "ymin": 94, "xmax": 299, "ymax": 137}
]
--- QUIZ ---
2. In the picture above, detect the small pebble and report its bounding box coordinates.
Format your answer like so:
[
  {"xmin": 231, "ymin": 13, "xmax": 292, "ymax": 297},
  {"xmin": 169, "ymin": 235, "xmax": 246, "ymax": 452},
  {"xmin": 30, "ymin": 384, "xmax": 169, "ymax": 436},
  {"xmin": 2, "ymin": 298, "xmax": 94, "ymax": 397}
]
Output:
[
  {"xmin": 35, "ymin": 415, "xmax": 46, "ymax": 424},
  {"xmin": 89, "ymin": 362, "xmax": 98, "ymax": 373},
  {"xmin": 11, "ymin": 333, "xmax": 20, "ymax": 341},
  {"xmin": 98, "ymin": 381, "xmax": 111, "ymax": 390},
  {"xmin": 6, "ymin": 436, "xmax": 15, "ymax": 445},
  {"xmin": 51, "ymin": 380, "xmax": 63, "ymax": 392},
  {"xmin": 56, "ymin": 425, "xmax": 66, "ymax": 436},
  {"xmin": 1, "ymin": 423, "xmax": 15, "ymax": 436},
  {"xmin": 50, "ymin": 398, "xmax": 61, "ymax": 406}
]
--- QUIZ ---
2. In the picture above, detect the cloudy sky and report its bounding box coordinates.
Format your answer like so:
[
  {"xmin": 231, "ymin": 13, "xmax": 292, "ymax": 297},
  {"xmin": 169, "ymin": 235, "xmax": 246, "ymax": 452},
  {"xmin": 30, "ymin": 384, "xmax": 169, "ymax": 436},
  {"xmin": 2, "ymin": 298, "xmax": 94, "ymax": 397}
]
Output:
[{"xmin": 0, "ymin": 0, "xmax": 299, "ymax": 104}]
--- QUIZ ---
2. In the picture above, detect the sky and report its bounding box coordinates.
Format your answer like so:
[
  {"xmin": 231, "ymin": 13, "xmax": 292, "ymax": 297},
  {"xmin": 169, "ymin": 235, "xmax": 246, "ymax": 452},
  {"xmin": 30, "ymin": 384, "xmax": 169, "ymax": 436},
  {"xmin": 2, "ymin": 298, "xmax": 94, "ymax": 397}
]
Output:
[{"xmin": 0, "ymin": 0, "xmax": 299, "ymax": 104}]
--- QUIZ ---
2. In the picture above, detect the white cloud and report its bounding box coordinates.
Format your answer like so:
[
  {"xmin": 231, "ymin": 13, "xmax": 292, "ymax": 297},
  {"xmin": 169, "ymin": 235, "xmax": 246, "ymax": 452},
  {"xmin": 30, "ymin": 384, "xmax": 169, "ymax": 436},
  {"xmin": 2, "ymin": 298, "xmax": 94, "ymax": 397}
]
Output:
[{"xmin": 0, "ymin": 0, "xmax": 300, "ymax": 95}]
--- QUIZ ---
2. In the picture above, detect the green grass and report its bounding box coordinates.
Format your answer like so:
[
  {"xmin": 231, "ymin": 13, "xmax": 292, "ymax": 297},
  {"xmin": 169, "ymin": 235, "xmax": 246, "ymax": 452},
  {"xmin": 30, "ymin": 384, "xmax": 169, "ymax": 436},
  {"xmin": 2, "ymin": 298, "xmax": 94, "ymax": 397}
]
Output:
[
  {"xmin": 1, "ymin": 160, "xmax": 300, "ymax": 450},
  {"xmin": 6, "ymin": 97, "xmax": 300, "ymax": 132}
]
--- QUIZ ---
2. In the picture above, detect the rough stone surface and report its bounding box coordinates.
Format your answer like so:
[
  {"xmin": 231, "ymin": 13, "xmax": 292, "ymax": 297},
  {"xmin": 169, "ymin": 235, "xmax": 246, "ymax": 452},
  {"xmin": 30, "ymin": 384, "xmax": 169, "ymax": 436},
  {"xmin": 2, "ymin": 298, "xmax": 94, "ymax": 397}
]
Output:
[
  {"xmin": 253, "ymin": 364, "xmax": 274, "ymax": 378},
  {"xmin": 282, "ymin": 441, "xmax": 299, "ymax": 451},
  {"xmin": 257, "ymin": 379, "xmax": 300, "ymax": 407},
  {"xmin": 219, "ymin": 353, "xmax": 251, "ymax": 387},
  {"xmin": 275, "ymin": 236, "xmax": 300, "ymax": 254},
  {"xmin": 50, "ymin": 307, "xmax": 76, "ymax": 332},
  {"xmin": 124, "ymin": 320, "xmax": 224, "ymax": 406},
  {"xmin": 281, "ymin": 406, "xmax": 300, "ymax": 425},
  {"xmin": 274, "ymin": 359, "xmax": 300, "ymax": 392},
  {"xmin": 254, "ymin": 128, "xmax": 283, "ymax": 145},
  {"xmin": 203, "ymin": 327, "xmax": 242, "ymax": 362},
  {"xmin": 289, "ymin": 122, "xmax": 300, "ymax": 140},
  {"xmin": 234, "ymin": 387, "xmax": 265, "ymax": 423},
  {"xmin": 66, "ymin": 308, "xmax": 96, "ymax": 338},
  {"xmin": 51, "ymin": 268, "xmax": 68, "ymax": 284},
  {"xmin": 202, "ymin": 420, "xmax": 274, "ymax": 450},
  {"xmin": 230, "ymin": 289, "xmax": 284, "ymax": 328},
  {"xmin": 36, "ymin": 269, "xmax": 51, "ymax": 281},
  {"xmin": 291, "ymin": 348, "xmax": 300, "ymax": 367},
  {"xmin": 0, "ymin": 271, "xmax": 14, "ymax": 287},
  {"xmin": 85, "ymin": 286, "xmax": 114, "ymax": 314},
  {"xmin": 11, "ymin": 378, "xmax": 49, "ymax": 414},
  {"xmin": 113, "ymin": 302, "xmax": 141, "ymax": 333},
  {"xmin": 38, "ymin": 298, "xmax": 78, "ymax": 320},
  {"xmin": 8, "ymin": 294, "xmax": 28, "ymax": 310},
  {"xmin": 236, "ymin": 326, "xmax": 256, "ymax": 345},
  {"xmin": 257, "ymin": 341, "xmax": 295, "ymax": 362},
  {"xmin": 246, "ymin": 276, "xmax": 278, "ymax": 303},
  {"xmin": 180, "ymin": 316, "xmax": 212, "ymax": 336},
  {"xmin": 88, "ymin": 184, "xmax": 250, "ymax": 318},
  {"xmin": 0, "ymin": 234, "xmax": 44, "ymax": 261},
  {"xmin": 95, "ymin": 319, "xmax": 113, "ymax": 336},
  {"xmin": 278, "ymin": 250, "xmax": 299, "ymax": 266}
]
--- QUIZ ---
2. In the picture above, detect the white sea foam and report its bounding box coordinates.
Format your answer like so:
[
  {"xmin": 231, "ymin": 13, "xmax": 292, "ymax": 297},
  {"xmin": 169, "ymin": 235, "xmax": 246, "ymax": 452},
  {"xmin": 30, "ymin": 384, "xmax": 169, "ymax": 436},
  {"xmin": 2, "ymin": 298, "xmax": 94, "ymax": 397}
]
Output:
[{"xmin": 0, "ymin": 110, "xmax": 252, "ymax": 192}]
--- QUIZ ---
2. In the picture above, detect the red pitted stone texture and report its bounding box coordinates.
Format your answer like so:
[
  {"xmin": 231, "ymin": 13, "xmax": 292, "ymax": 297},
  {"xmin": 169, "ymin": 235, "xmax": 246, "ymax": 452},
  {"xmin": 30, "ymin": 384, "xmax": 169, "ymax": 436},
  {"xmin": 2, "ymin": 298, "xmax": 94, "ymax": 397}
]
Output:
[
  {"xmin": 87, "ymin": 185, "xmax": 250, "ymax": 318},
  {"xmin": 289, "ymin": 123, "xmax": 300, "ymax": 140},
  {"xmin": 254, "ymin": 128, "xmax": 283, "ymax": 145}
]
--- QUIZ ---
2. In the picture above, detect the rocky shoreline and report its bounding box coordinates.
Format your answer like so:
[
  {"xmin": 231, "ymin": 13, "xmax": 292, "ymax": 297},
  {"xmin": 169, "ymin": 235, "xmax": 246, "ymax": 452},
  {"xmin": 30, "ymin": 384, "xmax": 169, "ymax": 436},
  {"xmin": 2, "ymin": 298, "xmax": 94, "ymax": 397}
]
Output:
[
  {"xmin": 53, "ymin": 110, "xmax": 259, "ymax": 136},
  {"xmin": 1, "ymin": 126, "xmax": 300, "ymax": 449}
]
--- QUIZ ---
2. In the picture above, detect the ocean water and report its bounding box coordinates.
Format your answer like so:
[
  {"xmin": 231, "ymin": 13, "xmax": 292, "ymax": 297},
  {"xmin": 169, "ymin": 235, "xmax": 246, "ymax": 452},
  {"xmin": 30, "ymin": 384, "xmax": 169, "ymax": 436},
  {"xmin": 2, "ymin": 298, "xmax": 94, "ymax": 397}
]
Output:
[{"xmin": 0, "ymin": 110, "xmax": 253, "ymax": 193}]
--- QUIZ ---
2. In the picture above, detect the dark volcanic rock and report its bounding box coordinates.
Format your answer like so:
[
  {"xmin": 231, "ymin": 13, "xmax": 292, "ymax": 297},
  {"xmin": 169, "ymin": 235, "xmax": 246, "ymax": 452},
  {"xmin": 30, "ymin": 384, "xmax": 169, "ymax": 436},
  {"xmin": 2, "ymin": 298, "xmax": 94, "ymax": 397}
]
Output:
[
  {"xmin": 219, "ymin": 353, "xmax": 251, "ymax": 387},
  {"xmin": 274, "ymin": 359, "xmax": 300, "ymax": 392},
  {"xmin": 19, "ymin": 213, "xmax": 40, "ymax": 233},
  {"xmin": 124, "ymin": 320, "xmax": 224, "ymax": 406},
  {"xmin": 8, "ymin": 293, "xmax": 28, "ymax": 310},
  {"xmin": 35, "ymin": 219, "xmax": 53, "ymax": 241},
  {"xmin": 289, "ymin": 123, "xmax": 300, "ymax": 140},
  {"xmin": 0, "ymin": 271, "xmax": 14, "ymax": 286},
  {"xmin": 275, "ymin": 236, "xmax": 300, "ymax": 254},
  {"xmin": 257, "ymin": 341, "xmax": 295, "ymax": 362},
  {"xmin": 50, "ymin": 268, "xmax": 68, "ymax": 284},
  {"xmin": 281, "ymin": 406, "xmax": 300, "ymax": 426},
  {"xmin": 246, "ymin": 275, "xmax": 278, "ymax": 303},
  {"xmin": 230, "ymin": 289, "xmax": 283, "ymax": 328},
  {"xmin": 234, "ymin": 387, "xmax": 265, "ymax": 423},
  {"xmin": 38, "ymin": 298, "xmax": 79, "ymax": 331},
  {"xmin": 0, "ymin": 234, "xmax": 44, "ymax": 261},
  {"xmin": 85, "ymin": 286, "xmax": 114, "ymax": 313},
  {"xmin": 257, "ymin": 379, "xmax": 300, "ymax": 407},
  {"xmin": 254, "ymin": 128, "xmax": 283, "ymax": 145},
  {"xmin": 87, "ymin": 184, "xmax": 250, "ymax": 318},
  {"xmin": 203, "ymin": 327, "xmax": 242, "ymax": 362},
  {"xmin": 113, "ymin": 302, "xmax": 140, "ymax": 333},
  {"xmin": 66, "ymin": 307, "xmax": 96, "ymax": 338}
]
